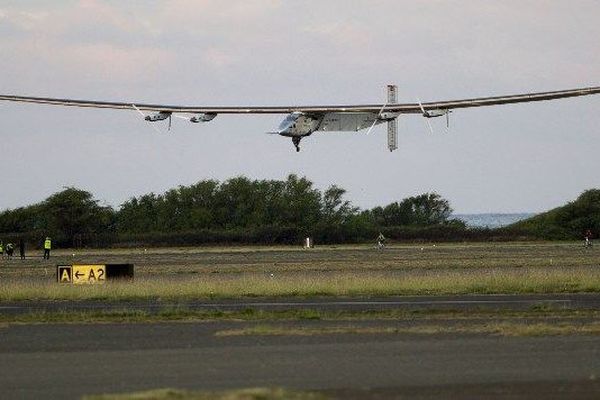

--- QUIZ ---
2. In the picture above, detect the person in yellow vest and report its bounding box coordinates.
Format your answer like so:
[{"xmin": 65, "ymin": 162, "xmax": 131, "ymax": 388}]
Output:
[
  {"xmin": 43, "ymin": 237, "xmax": 52, "ymax": 259},
  {"xmin": 0, "ymin": 240, "xmax": 3, "ymax": 259}
]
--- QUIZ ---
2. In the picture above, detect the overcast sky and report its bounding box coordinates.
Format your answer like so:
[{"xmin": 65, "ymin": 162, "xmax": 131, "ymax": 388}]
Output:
[{"xmin": 0, "ymin": 0, "xmax": 599, "ymax": 213}]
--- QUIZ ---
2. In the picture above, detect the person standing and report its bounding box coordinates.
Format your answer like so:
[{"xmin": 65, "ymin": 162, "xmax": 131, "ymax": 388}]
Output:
[
  {"xmin": 0, "ymin": 240, "xmax": 3, "ymax": 259},
  {"xmin": 585, "ymin": 229, "xmax": 593, "ymax": 247},
  {"xmin": 19, "ymin": 238, "xmax": 25, "ymax": 260},
  {"xmin": 43, "ymin": 236, "xmax": 52, "ymax": 259},
  {"xmin": 377, "ymin": 232, "xmax": 386, "ymax": 249},
  {"xmin": 5, "ymin": 243, "xmax": 14, "ymax": 260}
]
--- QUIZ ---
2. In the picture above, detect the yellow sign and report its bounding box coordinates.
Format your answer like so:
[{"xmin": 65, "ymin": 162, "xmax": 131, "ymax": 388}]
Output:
[
  {"xmin": 57, "ymin": 265, "xmax": 72, "ymax": 283},
  {"xmin": 72, "ymin": 265, "xmax": 106, "ymax": 284}
]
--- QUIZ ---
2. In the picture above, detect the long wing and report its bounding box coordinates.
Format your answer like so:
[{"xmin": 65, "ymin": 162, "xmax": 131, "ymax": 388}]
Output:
[
  {"xmin": 405, "ymin": 86, "xmax": 600, "ymax": 114},
  {"xmin": 0, "ymin": 86, "xmax": 598, "ymax": 114}
]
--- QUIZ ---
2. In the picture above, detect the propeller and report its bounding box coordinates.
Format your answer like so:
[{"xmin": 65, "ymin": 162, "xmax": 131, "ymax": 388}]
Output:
[
  {"xmin": 365, "ymin": 100, "xmax": 388, "ymax": 135},
  {"xmin": 445, "ymin": 110, "xmax": 453, "ymax": 130},
  {"xmin": 417, "ymin": 99, "xmax": 434, "ymax": 135},
  {"xmin": 131, "ymin": 104, "xmax": 163, "ymax": 135}
]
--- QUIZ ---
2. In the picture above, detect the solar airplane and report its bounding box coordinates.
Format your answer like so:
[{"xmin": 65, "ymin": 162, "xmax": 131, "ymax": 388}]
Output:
[{"xmin": 1, "ymin": 85, "xmax": 599, "ymax": 152}]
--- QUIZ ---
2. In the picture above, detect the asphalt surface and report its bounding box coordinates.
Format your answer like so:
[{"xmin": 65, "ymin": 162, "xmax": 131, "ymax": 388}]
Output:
[
  {"xmin": 2, "ymin": 293, "xmax": 600, "ymax": 315},
  {"xmin": 2, "ymin": 321, "xmax": 600, "ymax": 399},
  {"xmin": 3, "ymin": 294, "xmax": 600, "ymax": 399}
]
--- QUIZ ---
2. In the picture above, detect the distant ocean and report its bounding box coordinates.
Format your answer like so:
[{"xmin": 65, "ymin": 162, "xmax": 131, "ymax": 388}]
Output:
[{"xmin": 452, "ymin": 213, "xmax": 535, "ymax": 228}]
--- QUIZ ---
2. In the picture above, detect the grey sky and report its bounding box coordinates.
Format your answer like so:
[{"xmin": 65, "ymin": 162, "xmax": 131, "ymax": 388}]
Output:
[{"xmin": 0, "ymin": 0, "xmax": 599, "ymax": 213}]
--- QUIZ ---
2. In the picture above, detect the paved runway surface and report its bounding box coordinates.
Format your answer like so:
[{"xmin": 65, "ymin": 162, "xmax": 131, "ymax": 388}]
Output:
[
  {"xmin": 3, "ymin": 294, "xmax": 600, "ymax": 399},
  {"xmin": 2, "ymin": 293, "xmax": 600, "ymax": 315},
  {"xmin": 2, "ymin": 319, "xmax": 600, "ymax": 399}
]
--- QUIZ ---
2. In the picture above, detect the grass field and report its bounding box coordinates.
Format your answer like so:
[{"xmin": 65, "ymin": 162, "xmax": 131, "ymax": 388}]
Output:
[
  {"xmin": 84, "ymin": 387, "xmax": 326, "ymax": 400},
  {"xmin": 214, "ymin": 321, "xmax": 600, "ymax": 337},
  {"xmin": 0, "ymin": 242, "xmax": 598, "ymax": 301}
]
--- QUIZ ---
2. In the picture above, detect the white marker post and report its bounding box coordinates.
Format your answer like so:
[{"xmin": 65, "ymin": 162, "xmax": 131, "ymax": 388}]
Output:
[{"xmin": 304, "ymin": 237, "xmax": 313, "ymax": 249}]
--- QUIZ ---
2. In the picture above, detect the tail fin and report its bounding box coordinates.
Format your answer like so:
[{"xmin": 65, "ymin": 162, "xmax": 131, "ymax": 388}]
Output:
[{"xmin": 387, "ymin": 85, "xmax": 398, "ymax": 152}]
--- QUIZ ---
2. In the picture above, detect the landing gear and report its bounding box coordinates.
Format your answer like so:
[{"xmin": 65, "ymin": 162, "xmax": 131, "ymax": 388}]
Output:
[{"xmin": 292, "ymin": 137, "xmax": 301, "ymax": 152}]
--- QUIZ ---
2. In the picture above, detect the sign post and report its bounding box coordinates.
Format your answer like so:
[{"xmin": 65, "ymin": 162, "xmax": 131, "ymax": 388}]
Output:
[
  {"xmin": 57, "ymin": 264, "xmax": 133, "ymax": 284},
  {"xmin": 72, "ymin": 265, "xmax": 106, "ymax": 284},
  {"xmin": 57, "ymin": 265, "xmax": 72, "ymax": 283}
]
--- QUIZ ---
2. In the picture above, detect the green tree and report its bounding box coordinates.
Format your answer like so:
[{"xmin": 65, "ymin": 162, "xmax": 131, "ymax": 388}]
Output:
[
  {"xmin": 400, "ymin": 192, "xmax": 453, "ymax": 225},
  {"xmin": 177, "ymin": 180, "xmax": 219, "ymax": 230},
  {"xmin": 42, "ymin": 187, "xmax": 115, "ymax": 244},
  {"xmin": 321, "ymin": 185, "xmax": 356, "ymax": 225},
  {"xmin": 280, "ymin": 174, "xmax": 322, "ymax": 231},
  {"xmin": 365, "ymin": 192, "xmax": 453, "ymax": 227},
  {"xmin": 117, "ymin": 193, "xmax": 161, "ymax": 233}
]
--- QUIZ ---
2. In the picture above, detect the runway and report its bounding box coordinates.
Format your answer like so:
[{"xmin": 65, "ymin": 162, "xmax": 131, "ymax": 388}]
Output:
[
  {"xmin": 2, "ymin": 320, "xmax": 600, "ymax": 399},
  {"xmin": 3, "ymin": 293, "xmax": 600, "ymax": 399},
  {"xmin": 1, "ymin": 293, "xmax": 599, "ymax": 314}
]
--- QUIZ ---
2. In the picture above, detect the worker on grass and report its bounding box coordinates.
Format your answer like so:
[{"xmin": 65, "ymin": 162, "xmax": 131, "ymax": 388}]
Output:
[
  {"xmin": 0, "ymin": 240, "xmax": 3, "ymax": 259},
  {"xmin": 5, "ymin": 243, "xmax": 14, "ymax": 260},
  {"xmin": 43, "ymin": 236, "xmax": 52, "ymax": 259},
  {"xmin": 19, "ymin": 238, "xmax": 25, "ymax": 260},
  {"xmin": 585, "ymin": 229, "xmax": 593, "ymax": 247},
  {"xmin": 377, "ymin": 232, "xmax": 386, "ymax": 250}
]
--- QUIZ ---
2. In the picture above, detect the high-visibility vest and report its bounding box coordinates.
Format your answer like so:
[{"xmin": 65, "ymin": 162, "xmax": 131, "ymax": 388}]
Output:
[
  {"xmin": 44, "ymin": 239, "xmax": 52, "ymax": 250},
  {"xmin": 0, "ymin": 244, "xmax": 3, "ymax": 253}
]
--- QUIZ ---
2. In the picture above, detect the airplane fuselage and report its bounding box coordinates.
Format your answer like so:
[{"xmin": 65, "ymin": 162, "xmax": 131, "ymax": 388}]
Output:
[{"xmin": 276, "ymin": 112, "xmax": 320, "ymax": 137}]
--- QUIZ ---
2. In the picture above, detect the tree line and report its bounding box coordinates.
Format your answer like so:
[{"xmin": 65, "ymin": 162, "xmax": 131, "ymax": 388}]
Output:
[
  {"xmin": 13, "ymin": 175, "xmax": 598, "ymax": 247},
  {"xmin": 0, "ymin": 175, "xmax": 480, "ymax": 247}
]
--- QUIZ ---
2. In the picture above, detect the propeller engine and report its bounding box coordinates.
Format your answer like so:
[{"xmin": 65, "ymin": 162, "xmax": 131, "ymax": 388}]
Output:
[
  {"xmin": 144, "ymin": 111, "xmax": 171, "ymax": 122},
  {"xmin": 132, "ymin": 104, "xmax": 219, "ymax": 133},
  {"xmin": 190, "ymin": 113, "xmax": 217, "ymax": 123},
  {"xmin": 131, "ymin": 105, "xmax": 172, "ymax": 133},
  {"xmin": 418, "ymin": 100, "xmax": 451, "ymax": 133}
]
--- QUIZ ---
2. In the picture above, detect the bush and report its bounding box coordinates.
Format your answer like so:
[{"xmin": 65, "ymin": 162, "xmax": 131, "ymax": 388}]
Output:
[{"xmin": 510, "ymin": 189, "xmax": 600, "ymax": 240}]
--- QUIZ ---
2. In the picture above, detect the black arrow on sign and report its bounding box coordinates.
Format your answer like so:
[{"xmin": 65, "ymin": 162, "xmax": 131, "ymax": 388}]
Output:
[{"xmin": 75, "ymin": 271, "xmax": 84, "ymax": 279}]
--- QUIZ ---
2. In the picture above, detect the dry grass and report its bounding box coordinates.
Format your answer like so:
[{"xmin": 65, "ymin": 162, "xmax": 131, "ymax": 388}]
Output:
[
  {"xmin": 3, "ymin": 267, "xmax": 600, "ymax": 301},
  {"xmin": 1, "ymin": 243, "xmax": 599, "ymax": 301},
  {"xmin": 3, "ymin": 242, "xmax": 598, "ymax": 277},
  {"xmin": 2, "ymin": 306, "xmax": 599, "ymax": 325},
  {"xmin": 84, "ymin": 387, "xmax": 326, "ymax": 400},
  {"xmin": 216, "ymin": 322, "xmax": 600, "ymax": 337}
]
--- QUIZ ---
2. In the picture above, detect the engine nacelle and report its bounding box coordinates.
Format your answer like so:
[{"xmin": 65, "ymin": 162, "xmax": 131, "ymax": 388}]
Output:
[
  {"xmin": 145, "ymin": 111, "xmax": 171, "ymax": 122},
  {"xmin": 190, "ymin": 113, "xmax": 217, "ymax": 123},
  {"xmin": 379, "ymin": 111, "xmax": 400, "ymax": 120},
  {"xmin": 424, "ymin": 109, "xmax": 449, "ymax": 118}
]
